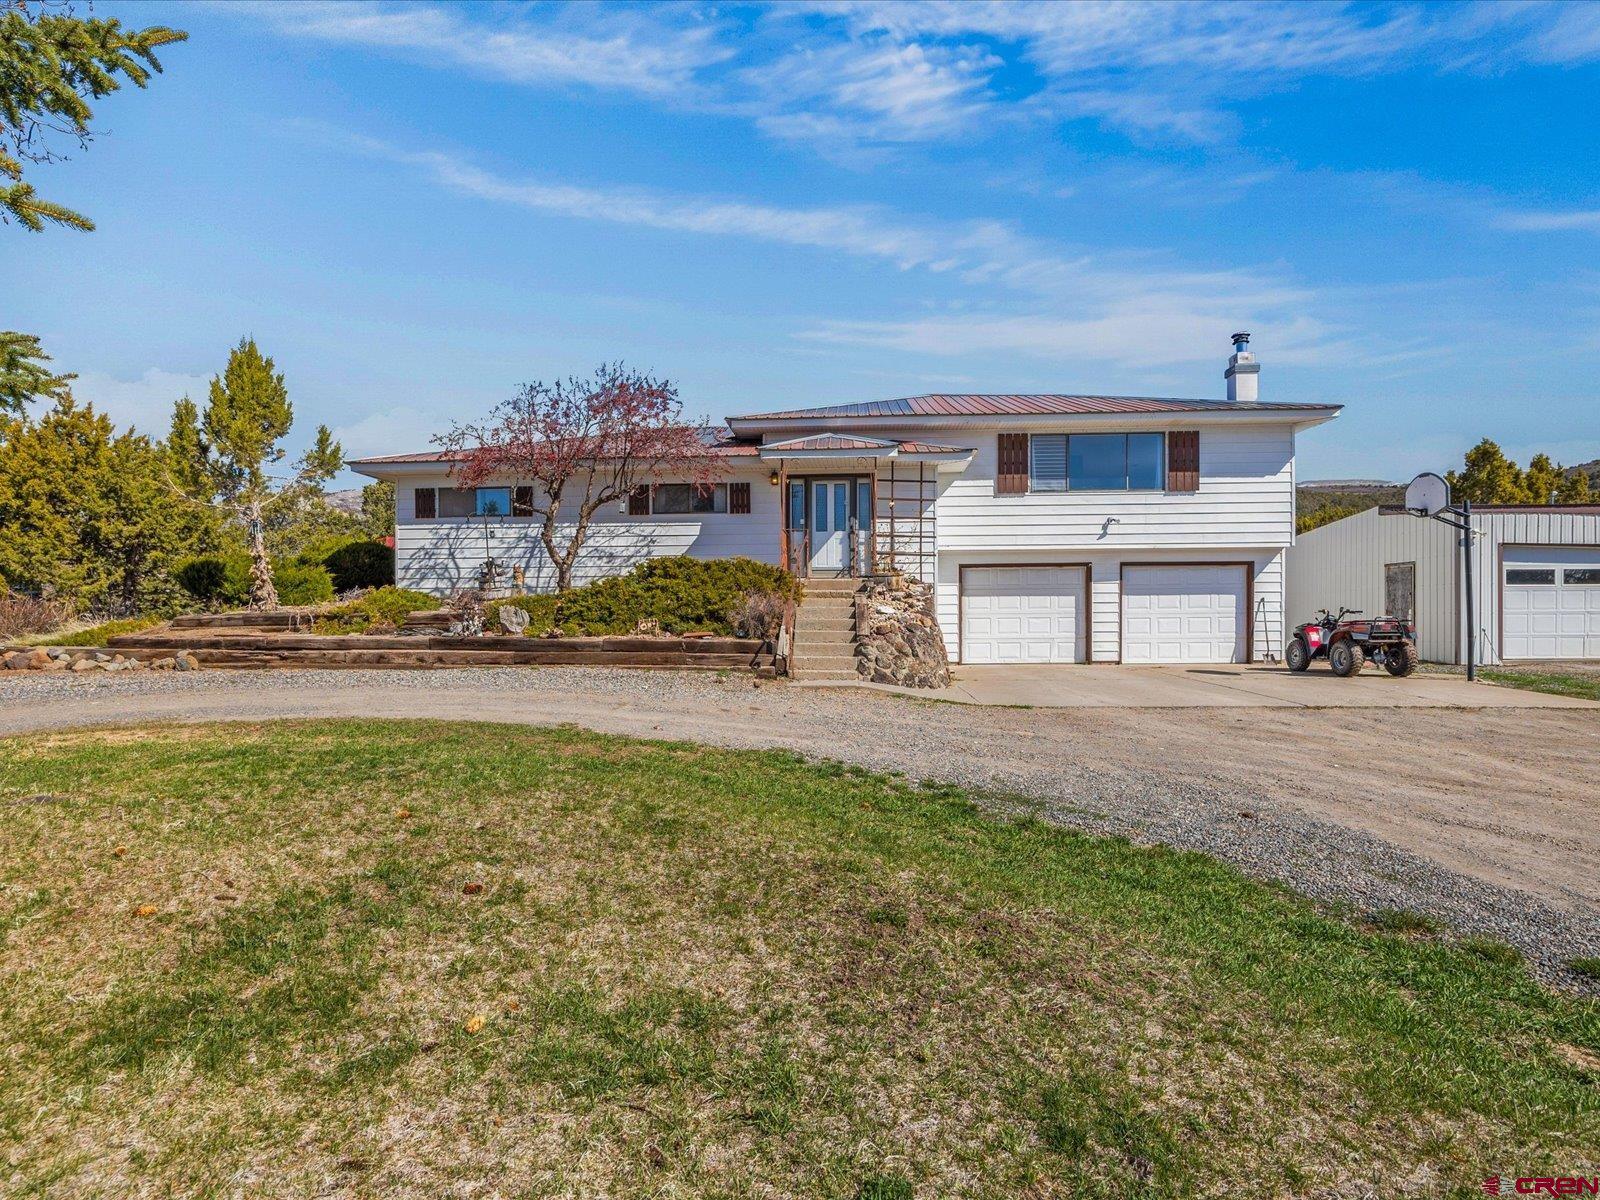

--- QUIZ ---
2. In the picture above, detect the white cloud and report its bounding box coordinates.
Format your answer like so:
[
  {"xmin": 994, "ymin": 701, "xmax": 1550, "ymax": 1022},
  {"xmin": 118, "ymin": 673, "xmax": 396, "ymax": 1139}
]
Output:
[
  {"xmin": 239, "ymin": 0, "xmax": 1600, "ymax": 156},
  {"xmin": 240, "ymin": 0, "xmax": 730, "ymax": 96},
  {"xmin": 749, "ymin": 38, "xmax": 1000, "ymax": 148},
  {"xmin": 330, "ymin": 132, "xmax": 1346, "ymax": 370},
  {"xmin": 1495, "ymin": 208, "xmax": 1600, "ymax": 233},
  {"xmin": 70, "ymin": 367, "xmax": 209, "ymax": 439},
  {"xmin": 330, "ymin": 405, "xmax": 443, "ymax": 462}
]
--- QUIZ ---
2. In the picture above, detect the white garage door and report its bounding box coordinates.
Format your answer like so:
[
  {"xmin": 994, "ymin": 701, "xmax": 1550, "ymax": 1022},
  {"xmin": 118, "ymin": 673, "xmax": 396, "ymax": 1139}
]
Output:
[
  {"xmin": 1122, "ymin": 565, "xmax": 1247, "ymax": 664},
  {"xmin": 1503, "ymin": 547, "xmax": 1600, "ymax": 660},
  {"xmin": 961, "ymin": 566, "xmax": 1085, "ymax": 663}
]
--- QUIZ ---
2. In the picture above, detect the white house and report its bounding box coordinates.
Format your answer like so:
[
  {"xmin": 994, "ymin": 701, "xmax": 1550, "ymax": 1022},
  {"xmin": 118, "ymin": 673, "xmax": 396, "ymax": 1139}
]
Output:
[
  {"xmin": 351, "ymin": 334, "xmax": 1341, "ymax": 666},
  {"xmin": 1287, "ymin": 504, "xmax": 1600, "ymax": 664}
]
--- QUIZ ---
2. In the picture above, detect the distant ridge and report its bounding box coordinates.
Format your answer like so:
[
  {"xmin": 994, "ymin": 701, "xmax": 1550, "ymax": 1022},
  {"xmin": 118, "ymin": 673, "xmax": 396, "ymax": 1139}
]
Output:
[{"xmin": 1301, "ymin": 478, "xmax": 1397, "ymax": 489}]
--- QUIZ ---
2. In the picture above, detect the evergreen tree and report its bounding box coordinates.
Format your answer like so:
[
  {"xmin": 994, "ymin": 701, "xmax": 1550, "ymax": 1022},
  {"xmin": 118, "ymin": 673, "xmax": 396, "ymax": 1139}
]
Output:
[
  {"xmin": 0, "ymin": 396, "xmax": 190, "ymax": 613},
  {"xmin": 181, "ymin": 338, "xmax": 343, "ymax": 607},
  {"xmin": 1, "ymin": 1, "xmax": 187, "ymax": 232},
  {"xmin": 1447, "ymin": 438, "xmax": 1594, "ymax": 505},
  {"xmin": 360, "ymin": 480, "xmax": 395, "ymax": 539},
  {"xmin": 0, "ymin": 329, "xmax": 73, "ymax": 415}
]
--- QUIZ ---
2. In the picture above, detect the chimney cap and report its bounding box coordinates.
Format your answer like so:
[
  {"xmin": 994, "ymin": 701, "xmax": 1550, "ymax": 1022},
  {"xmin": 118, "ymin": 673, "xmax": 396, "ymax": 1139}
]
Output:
[{"xmin": 1231, "ymin": 331, "xmax": 1251, "ymax": 346}]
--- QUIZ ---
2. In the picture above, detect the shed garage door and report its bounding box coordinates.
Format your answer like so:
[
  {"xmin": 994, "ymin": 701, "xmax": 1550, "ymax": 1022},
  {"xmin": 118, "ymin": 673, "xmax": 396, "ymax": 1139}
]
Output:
[
  {"xmin": 961, "ymin": 566, "xmax": 1085, "ymax": 663},
  {"xmin": 1122, "ymin": 564, "xmax": 1247, "ymax": 664},
  {"xmin": 1503, "ymin": 547, "xmax": 1600, "ymax": 660}
]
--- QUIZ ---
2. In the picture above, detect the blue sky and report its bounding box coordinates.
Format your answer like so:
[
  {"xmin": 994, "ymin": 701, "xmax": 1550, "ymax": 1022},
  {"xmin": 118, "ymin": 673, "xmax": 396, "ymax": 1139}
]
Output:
[{"xmin": 6, "ymin": 0, "xmax": 1600, "ymax": 485}]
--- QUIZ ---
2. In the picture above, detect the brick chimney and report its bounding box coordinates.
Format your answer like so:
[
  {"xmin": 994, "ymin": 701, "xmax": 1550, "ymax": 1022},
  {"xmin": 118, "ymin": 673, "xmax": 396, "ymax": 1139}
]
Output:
[{"xmin": 1224, "ymin": 331, "xmax": 1259, "ymax": 403}]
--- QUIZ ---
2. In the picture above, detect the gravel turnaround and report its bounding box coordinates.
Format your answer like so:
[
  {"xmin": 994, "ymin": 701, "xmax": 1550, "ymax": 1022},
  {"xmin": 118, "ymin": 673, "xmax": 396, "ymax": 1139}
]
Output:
[{"xmin": 3, "ymin": 667, "xmax": 1596, "ymax": 987}]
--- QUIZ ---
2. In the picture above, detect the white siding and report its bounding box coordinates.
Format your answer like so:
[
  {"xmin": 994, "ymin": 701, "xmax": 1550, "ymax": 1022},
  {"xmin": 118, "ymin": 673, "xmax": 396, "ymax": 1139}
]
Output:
[
  {"xmin": 937, "ymin": 548, "xmax": 1283, "ymax": 664},
  {"xmin": 935, "ymin": 425, "xmax": 1294, "ymax": 551},
  {"xmin": 393, "ymin": 468, "xmax": 778, "ymax": 594},
  {"xmin": 1287, "ymin": 508, "xmax": 1600, "ymax": 664}
]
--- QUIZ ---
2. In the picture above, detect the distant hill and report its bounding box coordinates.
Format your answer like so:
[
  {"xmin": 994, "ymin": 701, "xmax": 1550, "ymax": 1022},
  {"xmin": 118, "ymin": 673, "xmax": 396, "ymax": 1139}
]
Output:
[
  {"xmin": 1570, "ymin": 460, "xmax": 1600, "ymax": 487},
  {"xmin": 324, "ymin": 488, "xmax": 364, "ymax": 516},
  {"xmin": 1296, "ymin": 481, "xmax": 1404, "ymax": 533}
]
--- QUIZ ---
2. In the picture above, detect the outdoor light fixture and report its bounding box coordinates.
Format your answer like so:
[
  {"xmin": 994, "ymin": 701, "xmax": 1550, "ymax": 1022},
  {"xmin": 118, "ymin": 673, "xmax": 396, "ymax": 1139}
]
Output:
[{"xmin": 769, "ymin": 470, "xmax": 781, "ymax": 486}]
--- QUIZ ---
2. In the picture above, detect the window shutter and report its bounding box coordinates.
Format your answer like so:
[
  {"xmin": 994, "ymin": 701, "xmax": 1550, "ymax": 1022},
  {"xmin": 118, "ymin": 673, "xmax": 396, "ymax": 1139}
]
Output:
[
  {"xmin": 627, "ymin": 485, "xmax": 651, "ymax": 515},
  {"xmin": 729, "ymin": 481, "xmax": 752, "ymax": 514},
  {"xmin": 511, "ymin": 485, "xmax": 534, "ymax": 516},
  {"xmin": 1167, "ymin": 431, "xmax": 1199, "ymax": 492},
  {"xmin": 413, "ymin": 487, "xmax": 437, "ymax": 519},
  {"xmin": 996, "ymin": 433, "xmax": 1029, "ymax": 494}
]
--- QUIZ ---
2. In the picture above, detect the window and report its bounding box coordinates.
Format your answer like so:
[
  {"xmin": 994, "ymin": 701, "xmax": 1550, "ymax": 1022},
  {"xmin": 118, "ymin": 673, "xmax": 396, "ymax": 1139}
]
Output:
[
  {"xmin": 1026, "ymin": 433, "xmax": 1166, "ymax": 493},
  {"xmin": 439, "ymin": 487, "xmax": 475, "ymax": 518},
  {"xmin": 787, "ymin": 481, "xmax": 806, "ymax": 529},
  {"xmin": 1126, "ymin": 433, "xmax": 1165, "ymax": 490},
  {"xmin": 651, "ymin": 483, "xmax": 727, "ymax": 514},
  {"xmin": 1506, "ymin": 568, "xmax": 1556, "ymax": 585},
  {"xmin": 1030, "ymin": 434, "xmax": 1068, "ymax": 493},
  {"xmin": 1564, "ymin": 568, "xmax": 1600, "ymax": 585},
  {"xmin": 1069, "ymin": 434, "xmax": 1127, "ymax": 490},
  {"xmin": 512, "ymin": 485, "xmax": 535, "ymax": 517},
  {"xmin": 475, "ymin": 487, "xmax": 511, "ymax": 516},
  {"xmin": 413, "ymin": 487, "xmax": 437, "ymax": 519}
]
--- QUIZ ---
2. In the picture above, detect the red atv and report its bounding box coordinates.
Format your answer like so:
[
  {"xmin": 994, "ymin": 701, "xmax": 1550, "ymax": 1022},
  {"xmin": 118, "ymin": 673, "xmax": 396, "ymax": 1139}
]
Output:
[{"xmin": 1286, "ymin": 608, "xmax": 1418, "ymax": 677}]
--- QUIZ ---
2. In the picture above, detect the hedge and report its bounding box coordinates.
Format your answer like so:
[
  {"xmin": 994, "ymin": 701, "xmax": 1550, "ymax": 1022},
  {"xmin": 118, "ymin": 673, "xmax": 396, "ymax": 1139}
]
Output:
[
  {"xmin": 321, "ymin": 541, "xmax": 394, "ymax": 591},
  {"xmin": 175, "ymin": 556, "xmax": 334, "ymax": 608},
  {"xmin": 485, "ymin": 557, "xmax": 800, "ymax": 637},
  {"xmin": 313, "ymin": 587, "xmax": 441, "ymax": 634}
]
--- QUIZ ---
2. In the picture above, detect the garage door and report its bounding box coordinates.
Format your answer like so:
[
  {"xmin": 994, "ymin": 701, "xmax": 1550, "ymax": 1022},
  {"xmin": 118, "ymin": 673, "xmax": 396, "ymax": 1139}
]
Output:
[
  {"xmin": 1503, "ymin": 547, "xmax": 1600, "ymax": 660},
  {"xmin": 1122, "ymin": 565, "xmax": 1247, "ymax": 664},
  {"xmin": 961, "ymin": 566, "xmax": 1085, "ymax": 663}
]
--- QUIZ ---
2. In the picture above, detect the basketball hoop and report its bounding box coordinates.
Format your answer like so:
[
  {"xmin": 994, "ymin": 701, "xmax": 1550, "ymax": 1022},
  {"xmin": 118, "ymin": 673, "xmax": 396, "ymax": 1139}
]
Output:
[{"xmin": 1404, "ymin": 472, "xmax": 1449, "ymax": 517}]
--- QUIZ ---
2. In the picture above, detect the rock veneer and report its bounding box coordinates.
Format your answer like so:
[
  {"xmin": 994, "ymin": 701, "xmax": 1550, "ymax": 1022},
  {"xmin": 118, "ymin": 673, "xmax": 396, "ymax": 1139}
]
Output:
[
  {"xmin": 853, "ymin": 575, "xmax": 951, "ymax": 689},
  {"xmin": 2, "ymin": 646, "xmax": 200, "ymax": 673}
]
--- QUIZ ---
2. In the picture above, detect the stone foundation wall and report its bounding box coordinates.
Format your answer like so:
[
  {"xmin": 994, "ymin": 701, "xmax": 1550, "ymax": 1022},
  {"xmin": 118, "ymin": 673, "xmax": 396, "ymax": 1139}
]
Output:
[{"xmin": 854, "ymin": 575, "xmax": 951, "ymax": 688}]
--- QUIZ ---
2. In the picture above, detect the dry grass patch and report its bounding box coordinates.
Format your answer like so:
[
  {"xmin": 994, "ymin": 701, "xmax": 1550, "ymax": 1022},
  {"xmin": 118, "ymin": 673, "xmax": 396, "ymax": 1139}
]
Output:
[{"xmin": 0, "ymin": 720, "xmax": 1596, "ymax": 1198}]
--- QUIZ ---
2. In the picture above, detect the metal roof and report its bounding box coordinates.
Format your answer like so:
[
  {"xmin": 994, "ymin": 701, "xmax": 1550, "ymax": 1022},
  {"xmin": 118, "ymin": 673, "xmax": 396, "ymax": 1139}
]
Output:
[
  {"xmin": 348, "ymin": 440, "xmax": 761, "ymax": 467},
  {"xmin": 732, "ymin": 394, "xmax": 1341, "ymax": 421}
]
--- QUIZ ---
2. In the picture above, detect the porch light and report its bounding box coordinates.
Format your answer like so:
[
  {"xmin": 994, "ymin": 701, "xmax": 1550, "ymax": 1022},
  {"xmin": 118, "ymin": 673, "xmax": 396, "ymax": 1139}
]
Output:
[{"xmin": 769, "ymin": 470, "xmax": 780, "ymax": 486}]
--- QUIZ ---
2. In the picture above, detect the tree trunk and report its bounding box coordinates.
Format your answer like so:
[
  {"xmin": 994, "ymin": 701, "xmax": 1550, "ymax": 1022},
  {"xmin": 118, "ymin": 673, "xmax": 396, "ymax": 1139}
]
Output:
[
  {"xmin": 245, "ymin": 498, "xmax": 279, "ymax": 609},
  {"xmin": 540, "ymin": 506, "xmax": 583, "ymax": 593}
]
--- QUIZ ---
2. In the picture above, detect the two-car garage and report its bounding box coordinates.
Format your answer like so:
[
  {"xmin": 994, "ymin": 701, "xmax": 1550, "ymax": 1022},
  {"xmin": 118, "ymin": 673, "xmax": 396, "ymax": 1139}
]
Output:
[{"xmin": 958, "ymin": 562, "xmax": 1251, "ymax": 664}]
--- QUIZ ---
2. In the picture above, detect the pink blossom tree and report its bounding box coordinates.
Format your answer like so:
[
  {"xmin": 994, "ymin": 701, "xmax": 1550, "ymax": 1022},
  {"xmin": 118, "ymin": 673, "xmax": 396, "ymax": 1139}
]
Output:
[{"xmin": 437, "ymin": 364, "xmax": 719, "ymax": 593}]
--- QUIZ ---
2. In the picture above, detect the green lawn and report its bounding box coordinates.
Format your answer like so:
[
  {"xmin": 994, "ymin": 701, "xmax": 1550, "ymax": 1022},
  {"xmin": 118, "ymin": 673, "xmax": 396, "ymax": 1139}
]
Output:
[
  {"xmin": 0, "ymin": 721, "xmax": 1595, "ymax": 1198},
  {"xmin": 1482, "ymin": 667, "xmax": 1600, "ymax": 702}
]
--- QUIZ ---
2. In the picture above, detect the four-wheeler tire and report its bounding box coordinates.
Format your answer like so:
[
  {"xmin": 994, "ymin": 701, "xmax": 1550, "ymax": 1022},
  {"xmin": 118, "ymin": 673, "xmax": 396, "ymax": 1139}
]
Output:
[
  {"xmin": 1329, "ymin": 639, "xmax": 1366, "ymax": 677},
  {"xmin": 1286, "ymin": 636, "xmax": 1312, "ymax": 672},
  {"xmin": 1383, "ymin": 641, "xmax": 1418, "ymax": 677}
]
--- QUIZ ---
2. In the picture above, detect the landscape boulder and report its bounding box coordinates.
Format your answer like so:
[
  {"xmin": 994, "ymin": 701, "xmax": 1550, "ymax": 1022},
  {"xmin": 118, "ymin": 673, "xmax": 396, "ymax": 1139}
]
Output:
[{"xmin": 853, "ymin": 574, "xmax": 950, "ymax": 689}]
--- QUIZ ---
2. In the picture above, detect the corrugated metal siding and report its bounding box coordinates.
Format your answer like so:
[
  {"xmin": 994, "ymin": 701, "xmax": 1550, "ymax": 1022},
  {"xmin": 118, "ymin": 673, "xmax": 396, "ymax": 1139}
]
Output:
[
  {"xmin": 936, "ymin": 425, "xmax": 1295, "ymax": 550},
  {"xmin": 1287, "ymin": 508, "xmax": 1600, "ymax": 664},
  {"xmin": 393, "ymin": 468, "xmax": 778, "ymax": 594}
]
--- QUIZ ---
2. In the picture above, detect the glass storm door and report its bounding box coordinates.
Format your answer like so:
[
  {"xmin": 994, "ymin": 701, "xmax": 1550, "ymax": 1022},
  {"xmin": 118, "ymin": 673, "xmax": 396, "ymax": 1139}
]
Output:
[{"xmin": 809, "ymin": 480, "xmax": 850, "ymax": 575}]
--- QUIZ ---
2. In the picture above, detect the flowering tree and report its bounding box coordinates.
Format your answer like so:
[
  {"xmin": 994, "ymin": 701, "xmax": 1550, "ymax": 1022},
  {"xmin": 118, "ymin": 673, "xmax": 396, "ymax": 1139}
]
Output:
[{"xmin": 438, "ymin": 364, "xmax": 719, "ymax": 593}]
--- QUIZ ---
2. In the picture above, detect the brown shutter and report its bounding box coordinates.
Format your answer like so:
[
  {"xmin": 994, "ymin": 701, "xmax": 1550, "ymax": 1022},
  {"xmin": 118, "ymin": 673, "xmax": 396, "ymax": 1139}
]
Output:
[
  {"xmin": 413, "ymin": 486, "xmax": 437, "ymax": 519},
  {"xmin": 1167, "ymin": 430, "xmax": 1199, "ymax": 492},
  {"xmin": 996, "ymin": 433, "xmax": 1029, "ymax": 495},
  {"xmin": 728, "ymin": 480, "xmax": 751, "ymax": 514},
  {"xmin": 511, "ymin": 485, "xmax": 534, "ymax": 516},
  {"xmin": 627, "ymin": 484, "xmax": 651, "ymax": 515}
]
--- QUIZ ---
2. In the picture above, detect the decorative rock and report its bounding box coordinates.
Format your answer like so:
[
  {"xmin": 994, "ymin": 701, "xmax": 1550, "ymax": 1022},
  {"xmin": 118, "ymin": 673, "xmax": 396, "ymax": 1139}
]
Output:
[
  {"xmin": 174, "ymin": 651, "xmax": 200, "ymax": 671},
  {"xmin": 70, "ymin": 658, "xmax": 98, "ymax": 672},
  {"xmin": 152, "ymin": 657, "xmax": 177, "ymax": 670},
  {"xmin": 854, "ymin": 574, "xmax": 951, "ymax": 689}
]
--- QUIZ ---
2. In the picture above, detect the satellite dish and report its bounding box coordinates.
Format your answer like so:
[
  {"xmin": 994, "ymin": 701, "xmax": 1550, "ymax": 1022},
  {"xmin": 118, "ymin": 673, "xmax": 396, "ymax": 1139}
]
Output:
[
  {"xmin": 1404, "ymin": 472, "xmax": 1450, "ymax": 517},
  {"xmin": 497, "ymin": 605, "xmax": 530, "ymax": 634}
]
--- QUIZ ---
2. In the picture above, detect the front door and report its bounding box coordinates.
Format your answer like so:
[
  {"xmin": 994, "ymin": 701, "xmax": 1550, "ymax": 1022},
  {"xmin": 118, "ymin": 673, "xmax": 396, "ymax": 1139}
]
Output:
[{"xmin": 809, "ymin": 480, "xmax": 850, "ymax": 575}]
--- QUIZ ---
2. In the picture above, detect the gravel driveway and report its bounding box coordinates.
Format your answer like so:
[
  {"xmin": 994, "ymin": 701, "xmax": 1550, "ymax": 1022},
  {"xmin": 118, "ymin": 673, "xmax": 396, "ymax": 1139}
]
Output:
[{"xmin": 3, "ymin": 667, "xmax": 1596, "ymax": 985}]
